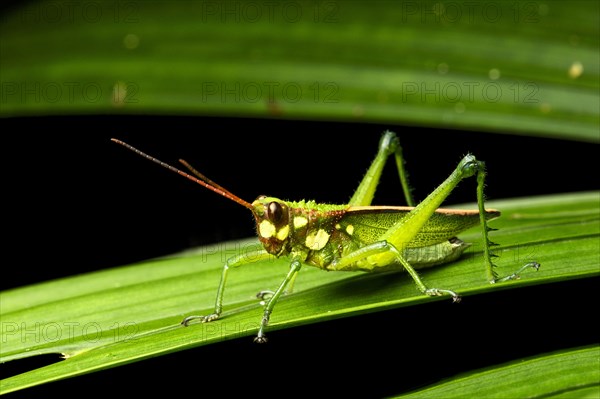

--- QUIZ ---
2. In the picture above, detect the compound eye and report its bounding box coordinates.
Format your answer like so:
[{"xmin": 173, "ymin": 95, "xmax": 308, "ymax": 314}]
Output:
[{"xmin": 267, "ymin": 201, "xmax": 283, "ymax": 223}]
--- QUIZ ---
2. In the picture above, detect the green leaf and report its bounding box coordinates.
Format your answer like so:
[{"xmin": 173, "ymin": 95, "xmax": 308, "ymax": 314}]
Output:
[
  {"xmin": 394, "ymin": 345, "xmax": 600, "ymax": 399},
  {"xmin": 1, "ymin": 191, "xmax": 598, "ymax": 394},
  {"xmin": 1, "ymin": 1, "xmax": 598, "ymax": 142}
]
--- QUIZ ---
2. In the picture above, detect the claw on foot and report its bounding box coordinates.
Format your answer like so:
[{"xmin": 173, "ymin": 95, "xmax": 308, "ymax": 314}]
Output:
[
  {"xmin": 253, "ymin": 335, "xmax": 268, "ymax": 344},
  {"xmin": 425, "ymin": 288, "xmax": 461, "ymax": 303},
  {"xmin": 528, "ymin": 262, "xmax": 541, "ymax": 272},
  {"xmin": 181, "ymin": 314, "xmax": 219, "ymax": 326},
  {"xmin": 256, "ymin": 290, "xmax": 274, "ymax": 300},
  {"xmin": 493, "ymin": 262, "xmax": 541, "ymax": 284}
]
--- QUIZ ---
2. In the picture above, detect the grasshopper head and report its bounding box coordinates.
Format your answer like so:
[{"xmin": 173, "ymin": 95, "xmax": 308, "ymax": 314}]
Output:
[{"xmin": 251, "ymin": 196, "xmax": 291, "ymax": 257}]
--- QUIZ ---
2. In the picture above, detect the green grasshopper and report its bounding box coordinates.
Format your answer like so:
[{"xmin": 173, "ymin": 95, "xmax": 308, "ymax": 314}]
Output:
[{"xmin": 112, "ymin": 131, "xmax": 539, "ymax": 343}]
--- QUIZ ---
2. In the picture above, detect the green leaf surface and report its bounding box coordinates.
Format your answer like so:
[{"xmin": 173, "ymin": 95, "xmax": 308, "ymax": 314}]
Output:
[
  {"xmin": 1, "ymin": 191, "xmax": 598, "ymax": 394},
  {"xmin": 1, "ymin": 1, "xmax": 598, "ymax": 142},
  {"xmin": 395, "ymin": 345, "xmax": 600, "ymax": 399}
]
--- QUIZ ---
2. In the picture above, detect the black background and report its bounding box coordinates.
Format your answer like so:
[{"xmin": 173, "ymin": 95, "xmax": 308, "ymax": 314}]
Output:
[{"xmin": 1, "ymin": 115, "xmax": 598, "ymax": 398}]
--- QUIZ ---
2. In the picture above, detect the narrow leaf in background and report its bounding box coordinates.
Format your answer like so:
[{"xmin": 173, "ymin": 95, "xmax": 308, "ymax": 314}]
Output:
[{"xmin": 1, "ymin": 1, "xmax": 598, "ymax": 141}]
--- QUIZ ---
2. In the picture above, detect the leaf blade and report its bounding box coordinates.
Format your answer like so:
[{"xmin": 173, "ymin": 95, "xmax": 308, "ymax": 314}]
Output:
[
  {"xmin": 1, "ymin": 191, "xmax": 598, "ymax": 394},
  {"xmin": 1, "ymin": 2, "xmax": 598, "ymax": 141},
  {"xmin": 394, "ymin": 345, "xmax": 600, "ymax": 399}
]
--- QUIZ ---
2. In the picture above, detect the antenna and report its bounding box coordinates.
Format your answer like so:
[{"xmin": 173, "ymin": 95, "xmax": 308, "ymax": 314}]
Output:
[{"xmin": 111, "ymin": 138, "xmax": 254, "ymax": 210}]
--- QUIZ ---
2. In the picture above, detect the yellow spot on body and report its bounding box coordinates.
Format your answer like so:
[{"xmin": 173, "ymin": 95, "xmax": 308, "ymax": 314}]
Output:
[
  {"xmin": 568, "ymin": 61, "xmax": 583, "ymax": 79},
  {"xmin": 305, "ymin": 229, "xmax": 330, "ymax": 250},
  {"xmin": 293, "ymin": 216, "xmax": 308, "ymax": 229},
  {"xmin": 276, "ymin": 225, "xmax": 290, "ymax": 241},
  {"xmin": 335, "ymin": 223, "xmax": 341, "ymax": 230},
  {"xmin": 259, "ymin": 220, "xmax": 276, "ymax": 238},
  {"xmin": 346, "ymin": 225, "xmax": 354, "ymax": 235}
]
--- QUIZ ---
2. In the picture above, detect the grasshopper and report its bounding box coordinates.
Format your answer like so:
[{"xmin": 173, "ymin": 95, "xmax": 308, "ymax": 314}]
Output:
[{"xmin": 112, "ymin": 131, "xmax": 539, "ymax": 343}]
